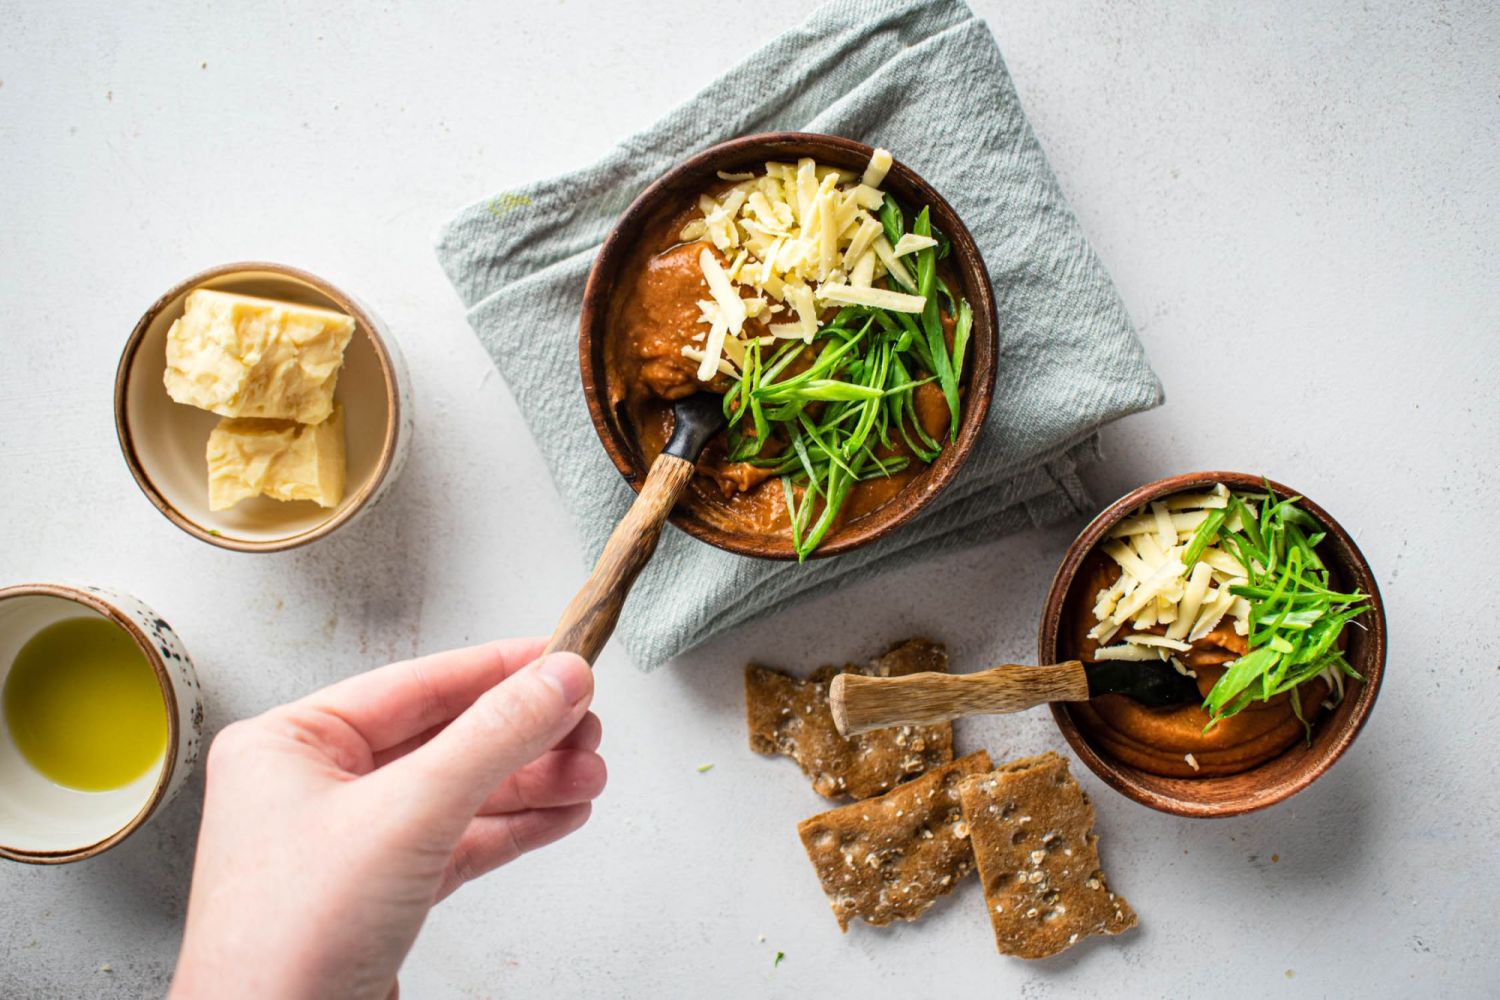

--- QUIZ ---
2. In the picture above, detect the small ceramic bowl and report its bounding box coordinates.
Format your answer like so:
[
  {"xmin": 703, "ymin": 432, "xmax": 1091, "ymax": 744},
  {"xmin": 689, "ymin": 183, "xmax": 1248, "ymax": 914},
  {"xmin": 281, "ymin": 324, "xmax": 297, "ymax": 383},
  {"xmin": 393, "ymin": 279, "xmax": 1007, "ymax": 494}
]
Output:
[
  {"xmin": 115, "ymin": 262, "xmax": 413, "ymax": 552},
  {"xmin": 1039, "ymin": 471, "xmax": 1386, "ymax": 818},
  {"xmin": 578, "ymin": 132, "xmax": 998, "ymax": 560},
  {"xmin": 0, "ymin": 583, "xmax": 204, "ymax": 864}
]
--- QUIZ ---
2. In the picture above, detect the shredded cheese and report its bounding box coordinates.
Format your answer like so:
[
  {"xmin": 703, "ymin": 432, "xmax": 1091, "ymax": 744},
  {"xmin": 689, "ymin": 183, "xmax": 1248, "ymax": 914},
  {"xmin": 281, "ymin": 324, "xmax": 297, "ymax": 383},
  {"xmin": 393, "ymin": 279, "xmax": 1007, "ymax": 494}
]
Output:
[
  {"xmin": 892, "ymin": 233, "xmax": 939, "ymax": 257},
  {"xmin": 1093, "ymin": 643, "xmax": 1163, "ymax": 662},
  {"xmin": 843, "ymin": 216, "xmax": 883, "ymax": 271},
  {"xmin": 816, "ymin": 283, "xmax": 926, "ymax": 313},
  {"xmin": 698, "ymin": 249, "xmax": 746, "ymax": 335},
  {"xmin": 1089, "ymin": 484, "xmax": 1256, "ymax": 661},
  {"xmin": 872, "ymin": 236, "xmax": 916, "ymax": 290},
  {"xmin": 774, "ymin": 284, "xmax": 820, "ymax": 342},
  {"xmin": 679, "ymin": 147, "xmax": 907, "ymax": 379},
  {"xmin": 862, "ymin": 148, "xmax": 893, "ymax": 187},
  {"xmin": 679, "ymin": 344, "xmax": 736, "ymax": 379},
  {"xmin": 1123, "ymin": 634, "xmax": 1194, "ymax": 653}
]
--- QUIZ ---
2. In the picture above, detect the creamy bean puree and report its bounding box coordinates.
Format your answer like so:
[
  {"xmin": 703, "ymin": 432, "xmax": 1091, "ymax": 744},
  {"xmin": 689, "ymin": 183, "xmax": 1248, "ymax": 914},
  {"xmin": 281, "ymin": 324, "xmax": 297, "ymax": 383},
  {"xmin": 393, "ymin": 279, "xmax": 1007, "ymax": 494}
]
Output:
[{"xmin": 1069, "ymin": 558, "xmax": 1328, "ymax": 778}]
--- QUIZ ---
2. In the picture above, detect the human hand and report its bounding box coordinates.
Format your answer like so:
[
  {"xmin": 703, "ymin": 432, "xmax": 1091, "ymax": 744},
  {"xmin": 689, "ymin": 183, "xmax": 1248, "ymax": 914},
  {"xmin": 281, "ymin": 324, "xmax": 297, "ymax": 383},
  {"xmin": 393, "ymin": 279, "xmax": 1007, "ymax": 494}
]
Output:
[{"xmin": 169, "ymin": 638, "xmax": 603, "ymax": 1000}]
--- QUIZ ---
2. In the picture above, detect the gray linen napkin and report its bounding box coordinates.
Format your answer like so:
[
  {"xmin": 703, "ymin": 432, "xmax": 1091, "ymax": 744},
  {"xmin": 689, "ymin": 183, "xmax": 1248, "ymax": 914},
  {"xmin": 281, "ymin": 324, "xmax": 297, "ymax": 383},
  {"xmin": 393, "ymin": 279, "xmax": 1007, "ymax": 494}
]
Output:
[{"xmin": 435, "ymin": 0, "xmax": 1163, "ymax": 669}]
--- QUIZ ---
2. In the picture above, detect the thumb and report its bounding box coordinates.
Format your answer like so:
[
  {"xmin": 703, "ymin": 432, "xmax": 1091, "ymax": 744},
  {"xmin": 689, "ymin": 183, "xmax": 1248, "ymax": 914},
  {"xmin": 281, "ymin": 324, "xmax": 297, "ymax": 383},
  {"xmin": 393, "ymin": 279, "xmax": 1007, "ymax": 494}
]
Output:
[{"xmin": 379, "ymin": 652, "xmax": 593, "ymax": 826}]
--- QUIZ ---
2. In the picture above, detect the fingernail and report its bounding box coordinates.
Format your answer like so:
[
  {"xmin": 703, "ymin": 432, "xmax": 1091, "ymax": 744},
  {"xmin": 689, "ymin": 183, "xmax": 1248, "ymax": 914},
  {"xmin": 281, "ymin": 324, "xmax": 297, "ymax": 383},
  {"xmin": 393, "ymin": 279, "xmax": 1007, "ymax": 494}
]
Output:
[{"xmin": 537, "ymin": 653, "xmax": 591, "ymax": 705}]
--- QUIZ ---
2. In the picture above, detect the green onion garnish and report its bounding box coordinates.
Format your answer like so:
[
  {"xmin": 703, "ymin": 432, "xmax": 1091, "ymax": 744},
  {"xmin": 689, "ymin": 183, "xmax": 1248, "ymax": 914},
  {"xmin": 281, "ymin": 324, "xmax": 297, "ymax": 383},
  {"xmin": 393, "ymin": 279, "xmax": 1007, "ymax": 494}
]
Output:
[
  {"xmin": 1194, "ymin": 489, "xmax": 1369, "ymax": 734},
  {"xmin": 718, "ymin": 195, "xmax": 971, "ymax": 561}
]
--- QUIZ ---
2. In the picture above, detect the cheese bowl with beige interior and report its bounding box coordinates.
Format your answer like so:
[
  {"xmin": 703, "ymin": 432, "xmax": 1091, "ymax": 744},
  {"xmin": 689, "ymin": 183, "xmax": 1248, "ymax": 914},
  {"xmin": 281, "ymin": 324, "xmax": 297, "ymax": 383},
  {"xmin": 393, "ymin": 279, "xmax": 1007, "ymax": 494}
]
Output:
[{"xmin": 115, "ymin": 263, "xmax": 412, "ymax": 552}]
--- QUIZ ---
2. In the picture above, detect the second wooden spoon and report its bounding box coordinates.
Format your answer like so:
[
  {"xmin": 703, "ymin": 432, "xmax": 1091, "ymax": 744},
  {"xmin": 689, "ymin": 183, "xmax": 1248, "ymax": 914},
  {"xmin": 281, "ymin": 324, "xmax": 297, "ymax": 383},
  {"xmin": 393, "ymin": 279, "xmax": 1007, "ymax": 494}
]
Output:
[{"xmin": 828, "ymin": 658, "xmax": 1203, "ymax": 736}]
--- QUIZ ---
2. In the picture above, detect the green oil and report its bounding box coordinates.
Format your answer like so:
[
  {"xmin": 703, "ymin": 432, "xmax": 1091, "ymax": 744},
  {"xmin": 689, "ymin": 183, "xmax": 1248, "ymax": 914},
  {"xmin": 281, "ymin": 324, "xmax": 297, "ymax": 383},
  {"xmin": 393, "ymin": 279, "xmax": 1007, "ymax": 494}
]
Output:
[{"xmin": 2, "ymin": 617, "xmax": 168, "ymax": 791}]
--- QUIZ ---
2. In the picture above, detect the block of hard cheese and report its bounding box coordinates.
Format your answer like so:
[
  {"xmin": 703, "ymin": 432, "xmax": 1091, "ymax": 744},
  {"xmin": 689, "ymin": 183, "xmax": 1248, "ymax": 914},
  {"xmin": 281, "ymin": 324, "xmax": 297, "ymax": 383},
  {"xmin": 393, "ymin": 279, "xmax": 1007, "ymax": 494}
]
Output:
[
  {"xmin": 745, "ymin": 638, "xmax": 953, "ymax": 800},
  {"xmin": 959, "ymin": 752, "xmax": 1137, "ymax": 959},
  {"xmin": 206, "ymin": 405, "xmax": 346, "ymax": 510},
  {"xmin": 165, "ymin": 288, "xmax": 355, "ymax": 423},
  {"xmin": 797, "ymin": 750, "xmax": 991, "ymax": 931}
]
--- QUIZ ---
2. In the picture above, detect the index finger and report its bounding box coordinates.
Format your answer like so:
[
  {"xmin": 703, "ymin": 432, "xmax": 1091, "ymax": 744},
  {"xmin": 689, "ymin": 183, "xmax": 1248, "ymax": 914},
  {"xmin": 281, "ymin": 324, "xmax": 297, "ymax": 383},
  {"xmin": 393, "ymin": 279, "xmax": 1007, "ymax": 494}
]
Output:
[{"xmin": 294, "ymin": 636, "xmax": 548, "ymax": 752}]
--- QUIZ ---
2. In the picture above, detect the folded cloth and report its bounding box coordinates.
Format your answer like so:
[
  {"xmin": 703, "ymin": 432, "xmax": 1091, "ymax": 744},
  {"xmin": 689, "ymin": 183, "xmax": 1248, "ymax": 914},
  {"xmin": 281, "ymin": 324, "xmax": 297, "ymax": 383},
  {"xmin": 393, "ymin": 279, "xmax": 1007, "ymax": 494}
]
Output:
[{"xmin": 436, "ymin": 0, "xmax": 1163, "ymax": 669}]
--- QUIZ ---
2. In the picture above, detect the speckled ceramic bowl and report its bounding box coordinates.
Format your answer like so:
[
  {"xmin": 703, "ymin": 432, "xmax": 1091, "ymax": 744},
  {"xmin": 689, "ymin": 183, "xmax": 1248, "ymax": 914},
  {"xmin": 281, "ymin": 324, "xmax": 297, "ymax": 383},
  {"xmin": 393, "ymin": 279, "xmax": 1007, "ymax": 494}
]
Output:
[
  {"xmin": 0, "ymin": 583, "xmax": 204, "ymax": 864},
  {"xmin": 115, "ymin": 262, "xmax": 413, "ymax": 552}
]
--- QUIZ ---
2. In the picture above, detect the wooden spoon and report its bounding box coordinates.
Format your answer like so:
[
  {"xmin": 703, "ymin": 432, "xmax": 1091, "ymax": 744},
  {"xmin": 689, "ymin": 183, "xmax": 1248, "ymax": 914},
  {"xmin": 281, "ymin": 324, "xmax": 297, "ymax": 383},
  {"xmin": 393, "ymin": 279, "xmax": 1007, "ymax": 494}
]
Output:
[
  {"xmin": 545, "ymin": 392, "xmax": 725, "ymax": 662},
  {"xmin": 828, "ymin": 658, "xmax": 1202, "ymax": 736}
]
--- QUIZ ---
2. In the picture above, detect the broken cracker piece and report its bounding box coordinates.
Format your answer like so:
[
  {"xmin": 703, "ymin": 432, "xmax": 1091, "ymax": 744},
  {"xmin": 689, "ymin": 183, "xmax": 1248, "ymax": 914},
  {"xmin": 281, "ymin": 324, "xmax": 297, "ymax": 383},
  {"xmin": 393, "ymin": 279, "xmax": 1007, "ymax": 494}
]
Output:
[
  {"xmin": 745, "ymin": 638, "xmax": 954, "ymax": 799},
  {"xmin": 797, "ymin": 750, "xmax": 992, "ymax": 931},
  {"xmin": 959, "ymin": 752, "xmax": 1137, "ymax": 959}
]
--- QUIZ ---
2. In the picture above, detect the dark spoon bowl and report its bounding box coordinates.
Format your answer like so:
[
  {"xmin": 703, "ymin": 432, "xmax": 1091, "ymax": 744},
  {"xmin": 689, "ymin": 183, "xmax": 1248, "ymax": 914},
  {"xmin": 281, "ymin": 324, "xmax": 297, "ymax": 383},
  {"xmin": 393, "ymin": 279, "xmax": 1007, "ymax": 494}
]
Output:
[{"xmin": 577, "ymin": 132, "xmax": 998, "ymax": 560}]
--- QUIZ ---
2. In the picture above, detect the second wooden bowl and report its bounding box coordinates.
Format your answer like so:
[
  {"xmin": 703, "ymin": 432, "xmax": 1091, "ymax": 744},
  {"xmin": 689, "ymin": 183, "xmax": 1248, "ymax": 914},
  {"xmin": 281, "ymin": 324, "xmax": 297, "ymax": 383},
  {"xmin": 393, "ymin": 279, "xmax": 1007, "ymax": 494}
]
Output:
[
  {"xmin": 577, "ymin": 132, "xmax": 998, "ymax": 560},
  {"xmin": 1039, "ymin": 471, "xmax": 1386, "ymax": 818}
]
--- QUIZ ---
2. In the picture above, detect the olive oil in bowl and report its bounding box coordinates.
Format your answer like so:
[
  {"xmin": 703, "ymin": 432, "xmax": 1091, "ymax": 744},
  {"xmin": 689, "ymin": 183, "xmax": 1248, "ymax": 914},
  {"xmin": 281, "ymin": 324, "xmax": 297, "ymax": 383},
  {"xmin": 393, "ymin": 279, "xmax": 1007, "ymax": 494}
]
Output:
[{"xmin": 3, "ymin": 617, "xmax": 168, "ymax": 792}]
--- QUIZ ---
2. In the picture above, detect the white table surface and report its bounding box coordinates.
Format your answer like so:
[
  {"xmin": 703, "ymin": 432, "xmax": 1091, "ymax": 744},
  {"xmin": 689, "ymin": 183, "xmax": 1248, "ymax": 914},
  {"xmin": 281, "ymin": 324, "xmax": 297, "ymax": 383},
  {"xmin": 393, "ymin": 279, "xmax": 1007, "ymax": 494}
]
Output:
[{"xmin": 2, "ymin": 1, "xmax": 1497, "ymax": 996}]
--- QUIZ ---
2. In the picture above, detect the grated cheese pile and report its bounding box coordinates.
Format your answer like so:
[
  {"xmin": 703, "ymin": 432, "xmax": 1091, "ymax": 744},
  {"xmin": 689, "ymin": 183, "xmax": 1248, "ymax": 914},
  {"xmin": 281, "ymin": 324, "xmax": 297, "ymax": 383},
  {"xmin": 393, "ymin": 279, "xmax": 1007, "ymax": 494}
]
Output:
[
  {"xmin": 678, "ymin": 149, "xmax": 934, "ymax": 382},
  {"xmin": 1089, "ymin": 483, "xmax": 1255, "ymax": 669}
]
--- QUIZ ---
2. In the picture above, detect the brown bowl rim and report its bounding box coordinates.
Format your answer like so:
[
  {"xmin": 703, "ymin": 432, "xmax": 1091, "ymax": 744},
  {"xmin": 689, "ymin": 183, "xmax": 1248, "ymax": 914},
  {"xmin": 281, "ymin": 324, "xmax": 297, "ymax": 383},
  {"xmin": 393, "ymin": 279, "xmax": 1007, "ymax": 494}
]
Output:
[
  {"xmin": 577, "ymin": 131, "xmax": 998, "ymax": 560},
  {"xmin": 1038, "ymin": 471, "xmax": 1386, "ymax": 818},
  {"xmin": 114, "ymin": 261, "xmax": 403, "ymax": 553},
  {"xmin": 0, "ymin": 583, "xmax": 183, "ymax": 864}
]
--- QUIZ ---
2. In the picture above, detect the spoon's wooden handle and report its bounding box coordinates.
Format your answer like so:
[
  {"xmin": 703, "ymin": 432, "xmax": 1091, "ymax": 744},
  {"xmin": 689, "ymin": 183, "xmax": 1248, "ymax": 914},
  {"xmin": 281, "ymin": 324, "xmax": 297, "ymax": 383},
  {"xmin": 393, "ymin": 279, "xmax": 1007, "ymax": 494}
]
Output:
[
  {"xmin": 545, "ymin": 453, "xmax": 697, "ymax": 663},
  {"xmin": 828, "ymin": 662, "xmax": 1089, "ymax": 736}
]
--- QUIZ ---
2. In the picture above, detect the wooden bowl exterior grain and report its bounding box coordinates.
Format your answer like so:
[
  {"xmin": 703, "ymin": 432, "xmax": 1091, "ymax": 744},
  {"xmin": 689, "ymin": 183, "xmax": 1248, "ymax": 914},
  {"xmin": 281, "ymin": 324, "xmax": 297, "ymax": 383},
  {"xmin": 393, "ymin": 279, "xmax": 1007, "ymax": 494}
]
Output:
[
  {"xmin": 578, "ymin": 132, "xmax": 998, "ymax": 560},
  {"xmin": 1038, "ymin": 471, "xmax": 1386, "ymax": 818}
]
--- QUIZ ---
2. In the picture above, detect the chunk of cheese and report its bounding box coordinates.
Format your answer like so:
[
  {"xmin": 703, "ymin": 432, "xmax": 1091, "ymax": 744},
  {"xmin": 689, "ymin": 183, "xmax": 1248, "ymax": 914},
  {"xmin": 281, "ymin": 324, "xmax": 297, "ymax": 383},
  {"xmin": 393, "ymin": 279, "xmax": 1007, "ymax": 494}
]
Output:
[
  {"xmin": 164, "ymin": 289, "xmax": 355, "ymax": 423},
  {"xmin": 206, "ymin": 404, "xmax": 346, "ymax": 511}
]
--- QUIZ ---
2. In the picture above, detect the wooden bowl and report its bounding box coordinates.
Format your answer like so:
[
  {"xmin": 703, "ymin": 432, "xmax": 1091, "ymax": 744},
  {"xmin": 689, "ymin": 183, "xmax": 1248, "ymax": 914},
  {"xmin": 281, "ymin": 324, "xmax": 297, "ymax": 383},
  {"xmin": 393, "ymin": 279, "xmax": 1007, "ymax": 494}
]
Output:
[
  {"xmin": 115, "ymin": 262, "xmax": 412, "ymax": 552},
  {"xmin": 1038, "ymin": 471, "xmax": 1386, "ymax": 818},
  {"xmin": 578, "ymin": 132, "xmax": 998, "ymax": 559}
]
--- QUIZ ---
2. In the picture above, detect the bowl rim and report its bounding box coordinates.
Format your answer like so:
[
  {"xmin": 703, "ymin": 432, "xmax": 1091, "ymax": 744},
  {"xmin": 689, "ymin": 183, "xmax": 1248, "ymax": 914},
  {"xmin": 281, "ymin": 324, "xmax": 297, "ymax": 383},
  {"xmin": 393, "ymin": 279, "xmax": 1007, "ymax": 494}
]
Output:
[
  {"xmin": 1038, "ymin": 470, "xmax": 1387, "ymax": 818},
  {"xmin": 114, "ymin": 260, "xmax": 404, "ymax": 553},
  {"xmin": 577, "ymin": 131, "xmax": 999, "ymax": 560},
  {"xmin": 0, "ymin": 583, "xmax": 182, "ymax": 864}
]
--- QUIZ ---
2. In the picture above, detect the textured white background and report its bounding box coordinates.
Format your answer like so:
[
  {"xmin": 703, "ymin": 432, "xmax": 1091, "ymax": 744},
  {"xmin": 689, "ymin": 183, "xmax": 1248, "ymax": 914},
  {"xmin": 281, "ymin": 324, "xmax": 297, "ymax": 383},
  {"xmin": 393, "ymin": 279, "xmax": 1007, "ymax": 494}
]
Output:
[{"xmin": 2, "ymin": 1, "xmax": 1497, "ymax": 997}]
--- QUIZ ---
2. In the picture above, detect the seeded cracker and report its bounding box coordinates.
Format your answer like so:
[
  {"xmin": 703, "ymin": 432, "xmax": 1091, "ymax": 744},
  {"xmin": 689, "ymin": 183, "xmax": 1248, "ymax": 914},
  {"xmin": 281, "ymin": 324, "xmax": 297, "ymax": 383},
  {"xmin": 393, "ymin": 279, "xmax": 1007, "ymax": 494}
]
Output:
[
  {"xmin": 797, "ymin": 751, "xmax": 992, "ymax": 930},
  {"xmin": 745, "ymin": 638, "xmax": 954, "ymax": 799},
  {"xmin": 959, "ymin": 752, "xmax": 1137, "ymax": 959}
]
